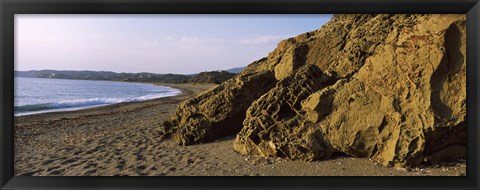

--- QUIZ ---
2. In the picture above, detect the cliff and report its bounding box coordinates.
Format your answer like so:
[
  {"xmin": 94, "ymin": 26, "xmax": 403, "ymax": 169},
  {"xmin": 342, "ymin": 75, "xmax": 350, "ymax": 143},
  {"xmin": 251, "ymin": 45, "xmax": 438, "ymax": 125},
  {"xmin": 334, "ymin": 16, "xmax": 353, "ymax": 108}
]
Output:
[{"xmin": 161, "ymin": 14, "xmax": 466, "ymax": 167}]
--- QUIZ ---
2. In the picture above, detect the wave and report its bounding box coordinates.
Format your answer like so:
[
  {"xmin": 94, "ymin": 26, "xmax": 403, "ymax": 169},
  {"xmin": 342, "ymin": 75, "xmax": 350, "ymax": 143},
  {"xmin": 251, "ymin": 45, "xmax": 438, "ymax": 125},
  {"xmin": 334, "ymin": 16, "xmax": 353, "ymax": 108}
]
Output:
[{"xmin": 15, "ymin": 88, "xmax": 181, "ymax": 114}]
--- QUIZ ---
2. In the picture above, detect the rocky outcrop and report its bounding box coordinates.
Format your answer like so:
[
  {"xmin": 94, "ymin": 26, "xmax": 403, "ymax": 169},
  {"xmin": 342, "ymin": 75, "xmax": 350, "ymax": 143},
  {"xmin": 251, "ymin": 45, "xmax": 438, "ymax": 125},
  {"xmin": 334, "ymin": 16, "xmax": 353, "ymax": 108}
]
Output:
[
  {"xmin": 162, "ymin": 58, "xmax": 277, "ymax": 145},
  {"xmin": 234, "ymin": 65, "xmax": 337, "ymax": 161},
  {"xmin": 162, "ymin": 14, "xmax": 466, "ymax": 167}
]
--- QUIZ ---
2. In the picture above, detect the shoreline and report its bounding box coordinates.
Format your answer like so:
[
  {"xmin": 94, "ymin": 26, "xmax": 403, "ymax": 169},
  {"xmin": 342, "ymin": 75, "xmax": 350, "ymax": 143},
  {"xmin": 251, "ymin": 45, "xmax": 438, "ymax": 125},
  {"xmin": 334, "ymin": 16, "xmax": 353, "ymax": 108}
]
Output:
[
  {"xmin": 14, "ymin": 83, "xmax": 466, "ymax": 176},
  {"xmin": 14, "ymin": 80, "xmax": 184, "ymax": 117},
  {"xmin": 14, "ymin": 83, "xmax": 191, "ymax": 125}
]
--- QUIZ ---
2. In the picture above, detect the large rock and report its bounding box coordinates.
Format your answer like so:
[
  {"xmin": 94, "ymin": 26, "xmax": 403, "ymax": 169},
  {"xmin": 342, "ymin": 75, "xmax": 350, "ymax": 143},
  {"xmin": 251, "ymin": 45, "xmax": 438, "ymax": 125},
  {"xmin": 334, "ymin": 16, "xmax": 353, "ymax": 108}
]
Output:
[
  {"xmin": 163, "ymin": 14, "xmax": 466, "ymax": 167},
  {"xmin": 163, "ymin": 61, "xmax": 276, "ymax": 145},
  {"xmin": 315, "ymin": 15, "xmax": 467, "ymax": 167},
  {"xmin": 234, "ymin": 64, "xmax": 337, "ymax": 161}
]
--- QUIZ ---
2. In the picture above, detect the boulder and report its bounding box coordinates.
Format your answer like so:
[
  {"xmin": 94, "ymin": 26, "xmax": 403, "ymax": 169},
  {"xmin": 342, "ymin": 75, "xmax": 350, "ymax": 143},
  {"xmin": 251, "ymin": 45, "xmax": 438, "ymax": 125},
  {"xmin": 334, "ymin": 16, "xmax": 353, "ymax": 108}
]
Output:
[
  {"xmin": 315, "ymin": 15, "xmax": 467, "ymax": 167},
  {"xmin": 163, "ymin": 58, "xmax": 277, "ymax": 145},
  {"xmin": 234, "ymin": 64, "xmax": 336, "ymax": 161},
  {"xmin": 163, "ymin": 14, "xmax": 466, "ymax": 167}
]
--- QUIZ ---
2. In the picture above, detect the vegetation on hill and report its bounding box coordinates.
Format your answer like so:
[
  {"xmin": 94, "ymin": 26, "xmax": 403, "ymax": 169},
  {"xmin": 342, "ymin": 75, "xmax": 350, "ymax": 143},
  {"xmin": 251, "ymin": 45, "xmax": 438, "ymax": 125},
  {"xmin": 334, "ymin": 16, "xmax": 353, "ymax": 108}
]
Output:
[
  {"xmin": 15, "ymin": 69, "xmax": 240, "ymax": 84},
  {"xmin": 188, "ymin": 71, "xmax": 237, "ymax": 84},
  {"xmin": 227, "ymin": 67, "xmax": 245, "ymax": 73}
]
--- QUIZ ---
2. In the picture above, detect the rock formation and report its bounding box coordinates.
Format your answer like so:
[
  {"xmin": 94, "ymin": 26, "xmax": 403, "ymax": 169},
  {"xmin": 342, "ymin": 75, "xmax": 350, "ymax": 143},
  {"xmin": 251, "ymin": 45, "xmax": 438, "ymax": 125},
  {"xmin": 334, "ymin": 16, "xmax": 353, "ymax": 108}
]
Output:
[
  {"xmin": 162, "ymin": 14, "xmax": 466, "ymax": 167},
  {"xmin": 162, "ymin": 60, "xmax": 277, "ymax": 145}
]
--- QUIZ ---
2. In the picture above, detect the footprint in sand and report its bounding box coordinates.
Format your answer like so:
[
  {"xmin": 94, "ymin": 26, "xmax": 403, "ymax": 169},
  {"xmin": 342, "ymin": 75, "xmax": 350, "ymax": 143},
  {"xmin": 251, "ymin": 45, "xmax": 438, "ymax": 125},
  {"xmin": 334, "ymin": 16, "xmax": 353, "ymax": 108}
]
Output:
[
  {"xmin": 85, "ymin": 147, "xmax": 100, "ymax": 154},
  {"xmin": 84, "ymin": 169, "xmax": 97, "ymax": 175},
  {"xmin": 116, "ymin": 160, "xmax": 126, "ymax": 170},
  {"xmin": 47, "ymin": 166, "xmax": 60, "ymax": 172},
  {"xmin": 19, "ymin": 170, "xmax": 42, "ymax": 176},
  {"xmin": 69, "ymin": 161, "xmax": 85, "ymax": 168},
  {"xmin": 49, "ymin": 169, "xmax": 64, "ymax": 175},
  {"xmin": 136, "ymin": 165, "xmax": 147, "ymax": 170},
  {"xmin": 41, "ymin": 159, "xmax": 55, "ymax": 165},
  {"xmin": 60, "ymin": 157, "xmax": 80, "ymax": 165},
  {"xmin": 83, "ymin": 162, "xmax": 98, "ymax": 169}
]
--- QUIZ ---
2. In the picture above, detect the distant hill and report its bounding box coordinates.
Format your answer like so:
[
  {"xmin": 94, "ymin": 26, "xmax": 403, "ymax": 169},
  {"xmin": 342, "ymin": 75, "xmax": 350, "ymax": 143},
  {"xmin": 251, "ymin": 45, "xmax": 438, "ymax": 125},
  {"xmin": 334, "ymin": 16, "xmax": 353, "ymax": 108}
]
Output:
[
  {"xmin": 188, "ymin": 71, "xmax": 236, "ymax": 84},
  {"xmin": 227, "ymin": 67, "xmax": 245, "ymax": 73},
  {"xmin": 15, "ymin": 70, "xmax": 191, "ymax": 83},
  {"xmin": 15, "ymin": 70, "xmax": 237, "ymax": 84}
]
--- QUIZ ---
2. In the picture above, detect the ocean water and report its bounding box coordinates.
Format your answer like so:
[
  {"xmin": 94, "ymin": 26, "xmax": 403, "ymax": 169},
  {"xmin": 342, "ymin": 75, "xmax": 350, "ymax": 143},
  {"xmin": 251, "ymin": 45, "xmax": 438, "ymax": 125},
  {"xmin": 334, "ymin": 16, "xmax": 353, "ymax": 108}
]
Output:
[{"xmin": 14, "ymin": 77, "xmax": 181, "ymax": 116}]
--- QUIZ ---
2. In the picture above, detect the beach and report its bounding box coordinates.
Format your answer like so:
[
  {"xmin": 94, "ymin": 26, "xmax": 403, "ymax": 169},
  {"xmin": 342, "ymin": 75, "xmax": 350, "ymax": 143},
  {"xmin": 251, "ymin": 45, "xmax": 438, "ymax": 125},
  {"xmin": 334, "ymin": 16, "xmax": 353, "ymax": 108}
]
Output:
[{"xmin": 14, "ymin": 83, "xmax": 466, "ymax": 176}]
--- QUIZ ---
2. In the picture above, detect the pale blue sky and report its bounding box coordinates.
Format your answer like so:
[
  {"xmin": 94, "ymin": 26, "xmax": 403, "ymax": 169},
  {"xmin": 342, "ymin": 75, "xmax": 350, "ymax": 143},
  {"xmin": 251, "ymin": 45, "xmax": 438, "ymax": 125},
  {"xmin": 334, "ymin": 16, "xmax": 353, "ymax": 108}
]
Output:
[{"xmin": 15, "ymin": 14, "xmax": 332, "ymax": 74}]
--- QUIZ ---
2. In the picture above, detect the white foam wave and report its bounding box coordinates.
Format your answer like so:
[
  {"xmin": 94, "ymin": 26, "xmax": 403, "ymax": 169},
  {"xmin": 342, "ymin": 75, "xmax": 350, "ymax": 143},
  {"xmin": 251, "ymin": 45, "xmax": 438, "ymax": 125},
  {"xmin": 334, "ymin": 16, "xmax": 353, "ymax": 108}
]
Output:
[{"xmin": 49, "ymin": 88, "xmax": 181, "ymax": 109}]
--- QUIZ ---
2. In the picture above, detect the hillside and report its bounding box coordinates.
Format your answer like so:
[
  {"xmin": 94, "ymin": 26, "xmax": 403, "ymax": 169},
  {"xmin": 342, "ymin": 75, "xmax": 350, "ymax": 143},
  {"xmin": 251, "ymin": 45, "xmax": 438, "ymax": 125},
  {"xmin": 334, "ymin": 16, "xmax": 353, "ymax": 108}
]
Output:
[
  {"xmin": 227, "ymin": 67, "xmax": 245, "ymax": 73},
  {"xmin": 15, "ymin": 70, "xmax": 191, "ymax": 83},
  {"xmin": 15, "ymin": 69, "xmax": 238, "ymax": 84},
  {"xmin": 188, "ymin": 71, "xmax": 237, "ymax": 84},
  {"xmin": 161, "ymin": 14, "xmax": 466, "ymax": 168}
]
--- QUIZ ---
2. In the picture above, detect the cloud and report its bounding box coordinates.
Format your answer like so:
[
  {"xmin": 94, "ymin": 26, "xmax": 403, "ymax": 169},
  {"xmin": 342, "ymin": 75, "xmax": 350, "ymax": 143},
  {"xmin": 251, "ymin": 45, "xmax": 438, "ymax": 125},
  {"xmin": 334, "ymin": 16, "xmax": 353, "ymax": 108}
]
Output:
[
  {"xmin": 88, "ymin": 35, "xmax": 103, "ymax": 39},
  {"xmin": 141, "ymin": 39, "xmax": 159, "ymax": 48},
  {"xmin": 177, "ymin": 37, "xmax": 201, "ymax": 44},
  {"xmin": 172, "ymin": 35, "xmax": 288, "ymax": 46},
  {"xmin": 171, "ymin": 37, "xmax": 227, "ymax": 55},
  {"xmin": 236, "ymin": 35, "xmax": 288, "ymax": 45}
]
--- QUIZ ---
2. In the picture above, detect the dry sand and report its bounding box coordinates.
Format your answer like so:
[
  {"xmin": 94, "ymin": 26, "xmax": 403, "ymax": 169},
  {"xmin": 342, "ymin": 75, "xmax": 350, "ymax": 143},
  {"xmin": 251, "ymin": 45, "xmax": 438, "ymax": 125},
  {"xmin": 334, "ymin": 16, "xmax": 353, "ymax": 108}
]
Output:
[{"xmin": 14, "ymin": 83, "xmax": 466, "ymax": 176}]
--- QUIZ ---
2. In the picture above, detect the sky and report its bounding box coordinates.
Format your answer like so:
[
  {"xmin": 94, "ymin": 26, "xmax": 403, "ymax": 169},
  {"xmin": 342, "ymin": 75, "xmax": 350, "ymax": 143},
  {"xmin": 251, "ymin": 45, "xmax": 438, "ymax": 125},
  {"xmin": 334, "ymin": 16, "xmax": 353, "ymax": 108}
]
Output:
[{"xmin": 15, "ymin": 14, "xmax": 332, "ymax": 74}]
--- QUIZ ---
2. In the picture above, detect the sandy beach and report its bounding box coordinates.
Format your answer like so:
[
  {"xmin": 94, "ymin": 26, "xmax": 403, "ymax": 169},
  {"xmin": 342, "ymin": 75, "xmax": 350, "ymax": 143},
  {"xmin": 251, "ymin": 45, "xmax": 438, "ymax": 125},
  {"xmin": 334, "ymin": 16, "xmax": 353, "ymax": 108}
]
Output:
[{"xmin": 14, "ymin": 83, "xmax": 466, "ymax": 176}]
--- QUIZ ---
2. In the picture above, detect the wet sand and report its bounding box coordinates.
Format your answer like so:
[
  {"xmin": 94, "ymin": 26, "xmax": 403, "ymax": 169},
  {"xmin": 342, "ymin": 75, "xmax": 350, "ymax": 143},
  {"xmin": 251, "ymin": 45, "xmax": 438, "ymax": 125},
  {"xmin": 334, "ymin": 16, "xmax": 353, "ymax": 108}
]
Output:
[{"xmin": 14, "ymin": 83, "xmax": 466, "ymax": 176}]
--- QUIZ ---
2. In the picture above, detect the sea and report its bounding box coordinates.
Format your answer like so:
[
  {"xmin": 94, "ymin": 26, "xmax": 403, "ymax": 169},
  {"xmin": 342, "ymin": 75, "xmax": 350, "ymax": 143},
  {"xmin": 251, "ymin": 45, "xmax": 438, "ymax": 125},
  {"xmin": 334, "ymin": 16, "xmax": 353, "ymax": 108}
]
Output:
[{"xmin": 14, "ymin": 77, "xmax": 181, "ymax": 116}]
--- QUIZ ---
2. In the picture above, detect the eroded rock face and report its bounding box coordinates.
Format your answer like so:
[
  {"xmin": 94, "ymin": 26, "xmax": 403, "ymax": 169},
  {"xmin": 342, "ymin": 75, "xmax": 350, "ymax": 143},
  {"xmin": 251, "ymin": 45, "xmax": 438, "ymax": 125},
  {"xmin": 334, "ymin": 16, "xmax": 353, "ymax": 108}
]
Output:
[
  {"xmin": 163, "ymin": 14, "xmax": 466, "ymax": 167},
  {"xmin": 315, "ymin": 15, "xmax": 467, "ymax": 167},
  {"xmin": 163, "ymin": 63, "xmax": 276, "ymax": 145},
  {"xmin": 234, "ymin": 65, "xmax": 337, "ymax": 161}
]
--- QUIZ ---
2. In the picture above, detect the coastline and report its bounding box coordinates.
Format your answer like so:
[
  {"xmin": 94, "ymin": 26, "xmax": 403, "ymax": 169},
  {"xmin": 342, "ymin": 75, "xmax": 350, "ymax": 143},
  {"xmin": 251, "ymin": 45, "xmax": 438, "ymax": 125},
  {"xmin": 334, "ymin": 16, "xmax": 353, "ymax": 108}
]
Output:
[
  {"xmin": 14, "ymin": 82, "xmax": 213, "ymax": 131},
  {"xmin": 14, "ymin": 82, "xmax": 466, "ymax": 176},
  {"xmin": 14, "ymin": 79, "xmax": 182, "ymax": 117}
]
